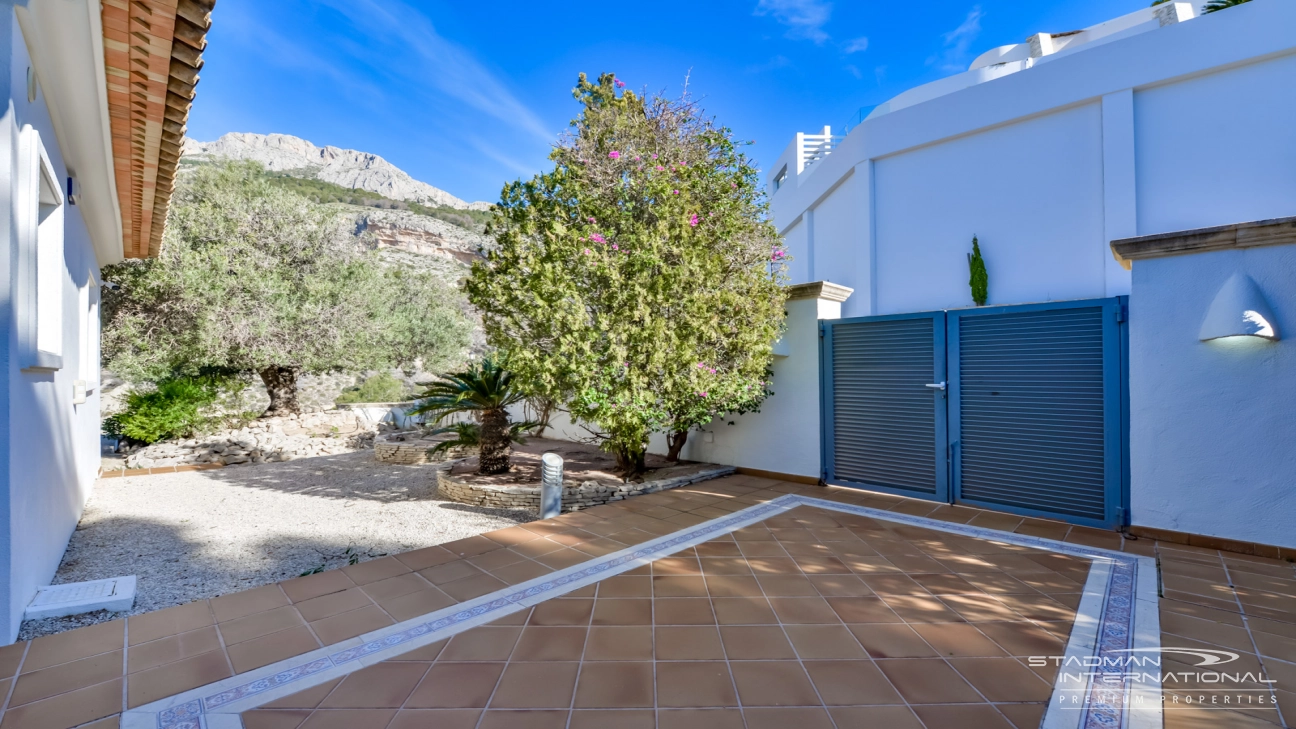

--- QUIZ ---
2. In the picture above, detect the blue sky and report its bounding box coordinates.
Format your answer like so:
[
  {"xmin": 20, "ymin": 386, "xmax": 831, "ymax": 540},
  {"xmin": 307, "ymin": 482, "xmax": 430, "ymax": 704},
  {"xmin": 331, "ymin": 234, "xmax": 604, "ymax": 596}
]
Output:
[{"xmin": 189, "ymin": 0, "xmax": 1147, "ymax": 204}]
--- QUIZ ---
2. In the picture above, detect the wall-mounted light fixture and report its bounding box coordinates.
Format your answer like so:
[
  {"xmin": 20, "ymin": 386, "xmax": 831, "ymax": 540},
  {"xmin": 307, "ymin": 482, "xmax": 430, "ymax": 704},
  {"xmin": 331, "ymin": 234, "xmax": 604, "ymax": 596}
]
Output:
[{"xmin": 1199, "ymin": 273, "xmax": 1280, "ymax": 342}]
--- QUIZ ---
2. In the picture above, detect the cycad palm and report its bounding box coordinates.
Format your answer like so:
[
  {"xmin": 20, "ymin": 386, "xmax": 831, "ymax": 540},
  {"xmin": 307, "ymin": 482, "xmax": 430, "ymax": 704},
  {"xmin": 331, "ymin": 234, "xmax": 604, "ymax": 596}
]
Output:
[{"xmin": 409, "ymin": 358, "xmax": 536, "ymax": 474}]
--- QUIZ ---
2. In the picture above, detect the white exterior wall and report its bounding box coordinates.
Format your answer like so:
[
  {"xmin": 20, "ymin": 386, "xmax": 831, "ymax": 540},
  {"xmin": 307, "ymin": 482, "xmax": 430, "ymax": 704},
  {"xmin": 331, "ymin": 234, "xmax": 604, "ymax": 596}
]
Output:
[
  {"xmin": 0, "ymin": 6, "xmax": 104, "ymax": 642},
  {"xmin": 802, "ymin": 178, "xmax": 858, "ymax": 313},
  {"xmin": 769, "ymin": 1, "xmax": 1296, "ymax": 318},
  {"xmin": 1128, "ymin": 244, "xmax": 1296, "ymax": 549},
  {"xmin": 1134, "ymin": 52, "xmax": 1296, "ymax": 237},
  {"xmin": 872, "ymin": 104, "xmax": 1106, "ymax": 315},
  {"xmin": 779, "ymin": 218, "xmax": 809, "ymax": 287}
]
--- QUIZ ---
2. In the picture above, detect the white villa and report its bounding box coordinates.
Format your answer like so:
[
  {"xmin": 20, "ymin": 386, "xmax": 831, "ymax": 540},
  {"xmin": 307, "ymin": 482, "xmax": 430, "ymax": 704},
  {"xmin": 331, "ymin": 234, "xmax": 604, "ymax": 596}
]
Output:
[
  {"xmin": 0, "ymin": 0, "xmax": 210, "ymax": 642},
  {"xmin": 673, "ymin": 0, "xmax": 1296, "ymax": 553}
]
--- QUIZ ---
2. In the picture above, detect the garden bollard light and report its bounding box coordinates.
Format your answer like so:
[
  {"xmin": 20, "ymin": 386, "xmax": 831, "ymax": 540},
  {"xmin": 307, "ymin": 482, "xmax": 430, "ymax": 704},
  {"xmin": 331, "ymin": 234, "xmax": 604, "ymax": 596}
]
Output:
[{"xmin": 540, "ymin": 452, "xmax": 563, "ymax": 519}]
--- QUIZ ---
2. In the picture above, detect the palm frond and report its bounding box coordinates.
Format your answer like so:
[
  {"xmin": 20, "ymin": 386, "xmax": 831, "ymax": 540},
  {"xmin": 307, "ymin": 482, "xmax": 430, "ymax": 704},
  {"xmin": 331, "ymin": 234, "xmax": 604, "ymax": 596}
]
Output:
[
  {"xmin": 409, "ymin": 357, "xmax": 530, "ymax": 422},
  {"xmin": 424, "ymin": 422, "xmax": 480, "ymax": 455},
  {"xmin": 508, "ymin": 420, "xmax": 543, "ymax": 444}
]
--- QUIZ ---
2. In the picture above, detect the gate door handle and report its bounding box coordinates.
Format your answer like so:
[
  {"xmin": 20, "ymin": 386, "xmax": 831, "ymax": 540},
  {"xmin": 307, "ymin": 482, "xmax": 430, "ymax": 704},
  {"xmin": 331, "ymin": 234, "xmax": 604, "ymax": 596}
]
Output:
[{"xmin": 925, "ymin": 382, "xmax": 947, "ymax": 391}]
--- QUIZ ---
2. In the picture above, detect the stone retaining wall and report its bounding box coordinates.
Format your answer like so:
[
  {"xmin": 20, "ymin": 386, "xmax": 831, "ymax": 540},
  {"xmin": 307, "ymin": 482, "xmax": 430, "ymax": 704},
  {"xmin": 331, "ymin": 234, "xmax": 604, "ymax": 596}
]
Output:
[
  {"xmin": 120, "ymin": 411, "xmax": 376, "ymax": 469},
  {"xmin": 435, "ymin": 464, "xmax": 736, "ymax": 513},
  {"xmin": 374, "ymin": 434, "xmax": 469, "ymax": 465}
]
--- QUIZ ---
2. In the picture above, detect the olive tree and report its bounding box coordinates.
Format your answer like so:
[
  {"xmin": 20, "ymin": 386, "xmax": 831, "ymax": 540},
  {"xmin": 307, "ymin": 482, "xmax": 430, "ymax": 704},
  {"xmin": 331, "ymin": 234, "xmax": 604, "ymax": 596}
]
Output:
[
  {"xmin": 103, "ymin": 160, "xmax": 472, "ymax": 416},
  {"xmin": 466, "ymin": 73, "xmax": 788, "ymax": 476}
]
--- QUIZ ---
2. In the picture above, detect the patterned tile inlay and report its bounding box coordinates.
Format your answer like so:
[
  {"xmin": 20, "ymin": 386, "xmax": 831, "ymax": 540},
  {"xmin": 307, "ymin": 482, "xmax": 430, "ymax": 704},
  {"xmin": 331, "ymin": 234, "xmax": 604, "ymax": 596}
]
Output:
[
  {"xmin": 1080, "ymin": 558, "xmax": 1139, "ymax": 729},
  {"xmin": 204, "ymin": 658, "xmax": 334, "ymax": 710},
  {"xmin": 156, "ymin": 700, "xmax": 202, "ymax": 729},
  {"xmin": 133, "ymin": 494, "xmax": 1157, "ymax": 729}
]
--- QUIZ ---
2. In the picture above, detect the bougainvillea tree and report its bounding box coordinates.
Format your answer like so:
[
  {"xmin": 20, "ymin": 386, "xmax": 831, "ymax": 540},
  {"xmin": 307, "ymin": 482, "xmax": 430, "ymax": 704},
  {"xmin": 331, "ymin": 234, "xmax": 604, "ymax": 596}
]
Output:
[{"xmin": 465, "ymin": 72, "xmax": 788, "ymax": 476}]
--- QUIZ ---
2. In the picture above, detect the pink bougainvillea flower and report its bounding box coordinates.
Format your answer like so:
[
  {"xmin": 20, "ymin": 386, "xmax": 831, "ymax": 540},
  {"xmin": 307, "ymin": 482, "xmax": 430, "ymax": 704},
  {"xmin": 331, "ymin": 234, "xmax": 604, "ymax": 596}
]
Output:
[
  {"xmin": 732, "ymin": 182, "xmax": 738, "ymax": 188},
  {"xmin": 709, "ymin": 368, "xmax": 716, "ymax": 374},
  {"xmin": 634, "ymin": 156, "xmax": 641, "ymax": 161},
  {"xmin": 589, "ymin": 233, "xmax": 606, "ymax": 243},
  {"xmin": 583, "ymin": 248, "xmax": 592, "ymax": 255},
  {"xmin": 689, "ymin": 213, "xmax": 699, "ymax": 227},
  {"xmin": 700, "ymin": 392, "xmax": 708, "ymax": 398},
  {"xmin": 588, "ymin": 216, "xmax": 596, "ymax": 223},
  {"xmin": 651, "ymin": 153, "xmax": 658, "ymax": 159},
  {"xmin": 672, "ymin": 190, "xmax": 679, "ymax": 195},
  {"xmin": 615, "ymin": 78, "xmax": 626, "ymax": 88},
  {"xmin": 608, "ymin": 151, "xmax": 621, "ymax": 160},
  {"xmin": 697, "ymin": 362, "xmax": 705, "ymax": 368},
  {"xmin": 612, "ymin": 244, "xmax": 619, "ymax": 250}
]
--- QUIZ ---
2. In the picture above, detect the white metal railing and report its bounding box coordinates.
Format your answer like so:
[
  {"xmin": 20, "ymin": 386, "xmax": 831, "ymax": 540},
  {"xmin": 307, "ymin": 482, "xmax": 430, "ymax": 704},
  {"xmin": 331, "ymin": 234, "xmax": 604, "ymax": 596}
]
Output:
[{"xmin": 798, "ymin": 125, "xmax": 845, "ymax": 172}]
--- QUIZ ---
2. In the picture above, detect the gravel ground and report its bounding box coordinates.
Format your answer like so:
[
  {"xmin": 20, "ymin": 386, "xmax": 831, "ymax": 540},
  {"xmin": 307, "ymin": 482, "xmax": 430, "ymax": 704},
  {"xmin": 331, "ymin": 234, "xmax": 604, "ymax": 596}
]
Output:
[{"xmin": 19, "ymin": 451, "xmax": 534, "ymax": 640}]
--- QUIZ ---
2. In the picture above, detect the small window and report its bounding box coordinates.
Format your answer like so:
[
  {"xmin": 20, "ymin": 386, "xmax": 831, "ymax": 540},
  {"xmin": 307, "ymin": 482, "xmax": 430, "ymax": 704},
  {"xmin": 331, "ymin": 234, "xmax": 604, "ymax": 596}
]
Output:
[
  {"xmin": 772, "ymin": 165, "xmax": 788, "ymax": 192},
  {"xmin": 19, "ymin": 126, "xmax": 65, "ymax": 372}
]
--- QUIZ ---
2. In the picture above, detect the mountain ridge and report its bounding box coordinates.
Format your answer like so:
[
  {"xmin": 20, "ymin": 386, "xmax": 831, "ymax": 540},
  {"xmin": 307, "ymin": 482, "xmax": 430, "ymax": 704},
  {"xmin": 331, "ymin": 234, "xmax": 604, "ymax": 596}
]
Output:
[{"xmin": 181, "ymin": 132, "xmax": 492, "ymax": 211}]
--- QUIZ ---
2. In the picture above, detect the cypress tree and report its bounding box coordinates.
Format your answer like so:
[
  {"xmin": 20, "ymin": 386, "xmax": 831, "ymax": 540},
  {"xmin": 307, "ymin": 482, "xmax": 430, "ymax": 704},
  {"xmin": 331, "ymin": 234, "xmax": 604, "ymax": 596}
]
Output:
[{"xmin": 968, "ymin": 235, "xmax": 988, "ymax": 307}]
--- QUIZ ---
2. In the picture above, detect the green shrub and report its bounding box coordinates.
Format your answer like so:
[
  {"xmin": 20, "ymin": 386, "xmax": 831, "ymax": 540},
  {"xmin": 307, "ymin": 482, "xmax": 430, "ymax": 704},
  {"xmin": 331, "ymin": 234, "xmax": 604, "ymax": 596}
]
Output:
[
  {"xmin": 335, "ymin": 372, "xmax": 411, "ymax": 404},
  {"xmin": 968, "ymin": 235, "xmax": 988, "ymax": 307},
  {"xmin": 110, "ymin": 376, "xmax": 230, "ymax": 444}
]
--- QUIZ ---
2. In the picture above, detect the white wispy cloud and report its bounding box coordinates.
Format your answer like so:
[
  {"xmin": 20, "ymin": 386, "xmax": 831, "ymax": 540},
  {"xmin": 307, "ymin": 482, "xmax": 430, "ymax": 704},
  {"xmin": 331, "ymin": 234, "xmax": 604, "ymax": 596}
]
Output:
[
  {"xmin": 754, "ymin": 0, "xmax": 833, "ymax": 44},
  {"xmin": 219, "ymin": 5, "xmax": 385, "ymax": 103},
  {"xmin": 844, "ymin": 64, "xmax": 862, "ymax": 79},
  {"xmin": 313, "ymin": 0, "xmax": 554, "ymax": 144},
  {"xmin": 467, "ymin": 136, "xmax": 545, "ymax": 180},
  {"xmin": 929, "ymin": 6, "xmax": 985, "ymax": 72},
  {"xmin": 843, "ymin": 36, "xmax": 869, "ymax": 54}
]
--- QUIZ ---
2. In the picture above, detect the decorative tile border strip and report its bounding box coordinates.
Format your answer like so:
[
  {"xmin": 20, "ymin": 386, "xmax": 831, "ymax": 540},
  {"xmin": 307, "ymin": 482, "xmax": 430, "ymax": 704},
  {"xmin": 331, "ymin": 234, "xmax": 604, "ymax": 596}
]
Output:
[{"xmin": 121, "ymin": 494, "xmax": 1160, "ymax": 729}]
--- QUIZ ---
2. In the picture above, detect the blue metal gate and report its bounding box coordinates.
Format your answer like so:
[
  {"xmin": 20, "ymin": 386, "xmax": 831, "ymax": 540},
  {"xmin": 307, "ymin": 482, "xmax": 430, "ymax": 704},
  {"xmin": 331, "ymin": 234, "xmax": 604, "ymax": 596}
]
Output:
[
  {"xmin": 821, "ymin": 297, "xmax": 1128, "ymax": 529},
  {"xmin": 820, "ymin": 312, "xmax": 948, "ymax": 501}
]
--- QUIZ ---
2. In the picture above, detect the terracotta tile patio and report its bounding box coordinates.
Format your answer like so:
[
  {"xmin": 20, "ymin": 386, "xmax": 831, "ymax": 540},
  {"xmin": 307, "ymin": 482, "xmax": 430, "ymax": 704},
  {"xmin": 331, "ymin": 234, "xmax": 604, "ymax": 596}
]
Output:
[{"xmin": 0, "ymin": 474, "xmax": 1292, "ymax": 728}]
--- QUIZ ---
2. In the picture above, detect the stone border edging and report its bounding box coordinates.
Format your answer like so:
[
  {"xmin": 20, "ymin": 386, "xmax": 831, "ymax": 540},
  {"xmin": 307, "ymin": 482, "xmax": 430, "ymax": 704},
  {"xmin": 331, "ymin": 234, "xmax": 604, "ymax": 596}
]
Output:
[
  {"xmin": 434, "ymin": 462, "xmax": 737, "ymax": 513},
  {"xmin": 100, "ymin": 463, "xmax": 226, "ymax": 479},
  {"xmin": 372, "ymin": 434, "xmax": 467, "ymax": 465}
]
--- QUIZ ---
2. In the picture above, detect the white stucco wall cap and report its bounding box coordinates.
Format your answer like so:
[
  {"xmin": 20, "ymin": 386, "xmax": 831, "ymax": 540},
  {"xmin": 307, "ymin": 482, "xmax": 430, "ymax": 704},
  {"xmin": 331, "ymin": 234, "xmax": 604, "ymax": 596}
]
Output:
[
  {"xmin": 786, "ymin": 281, "xmax": 854, "ymax": 302},
  {"xmin": 1111, "ymin": 215, "xmax": 1296, "ymax": 267}
]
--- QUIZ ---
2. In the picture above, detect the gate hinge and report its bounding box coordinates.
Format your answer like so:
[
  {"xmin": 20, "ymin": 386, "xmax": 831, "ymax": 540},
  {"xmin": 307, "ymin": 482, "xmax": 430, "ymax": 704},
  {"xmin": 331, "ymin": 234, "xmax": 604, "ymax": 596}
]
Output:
[{"xmin": 1115, "ymin": 305, "xmax": 1127, "ymax": 323}]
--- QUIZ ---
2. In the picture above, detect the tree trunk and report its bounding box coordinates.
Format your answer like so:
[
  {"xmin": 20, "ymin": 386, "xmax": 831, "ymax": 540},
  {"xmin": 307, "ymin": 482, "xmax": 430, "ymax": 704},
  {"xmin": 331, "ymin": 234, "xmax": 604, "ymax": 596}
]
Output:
[
  {"xmin": 477, "ymin": 407, "xmax": 512, "ymax": 475},
  {"xmin": 614, "ymin": 444, "xmax": 647, "ymax": 481},
  {"xmin": 530, "ymin": 396, "xmax": 556, "ymax": 438},
  {"xmin": 666, "ymin": 430, "xmax": 689, "ymax": 462},
  {"xmin": 259, "ymin": 366, "xmax": 301, "ymax": 418}
]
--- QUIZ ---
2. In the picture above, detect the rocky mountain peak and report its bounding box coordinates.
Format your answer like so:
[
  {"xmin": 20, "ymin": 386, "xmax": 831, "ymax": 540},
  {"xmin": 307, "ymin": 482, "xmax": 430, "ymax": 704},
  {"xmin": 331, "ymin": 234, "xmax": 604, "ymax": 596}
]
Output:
[{"xmin": 181, "ymin": 132, "xmax": 491, "ymax": 211}]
